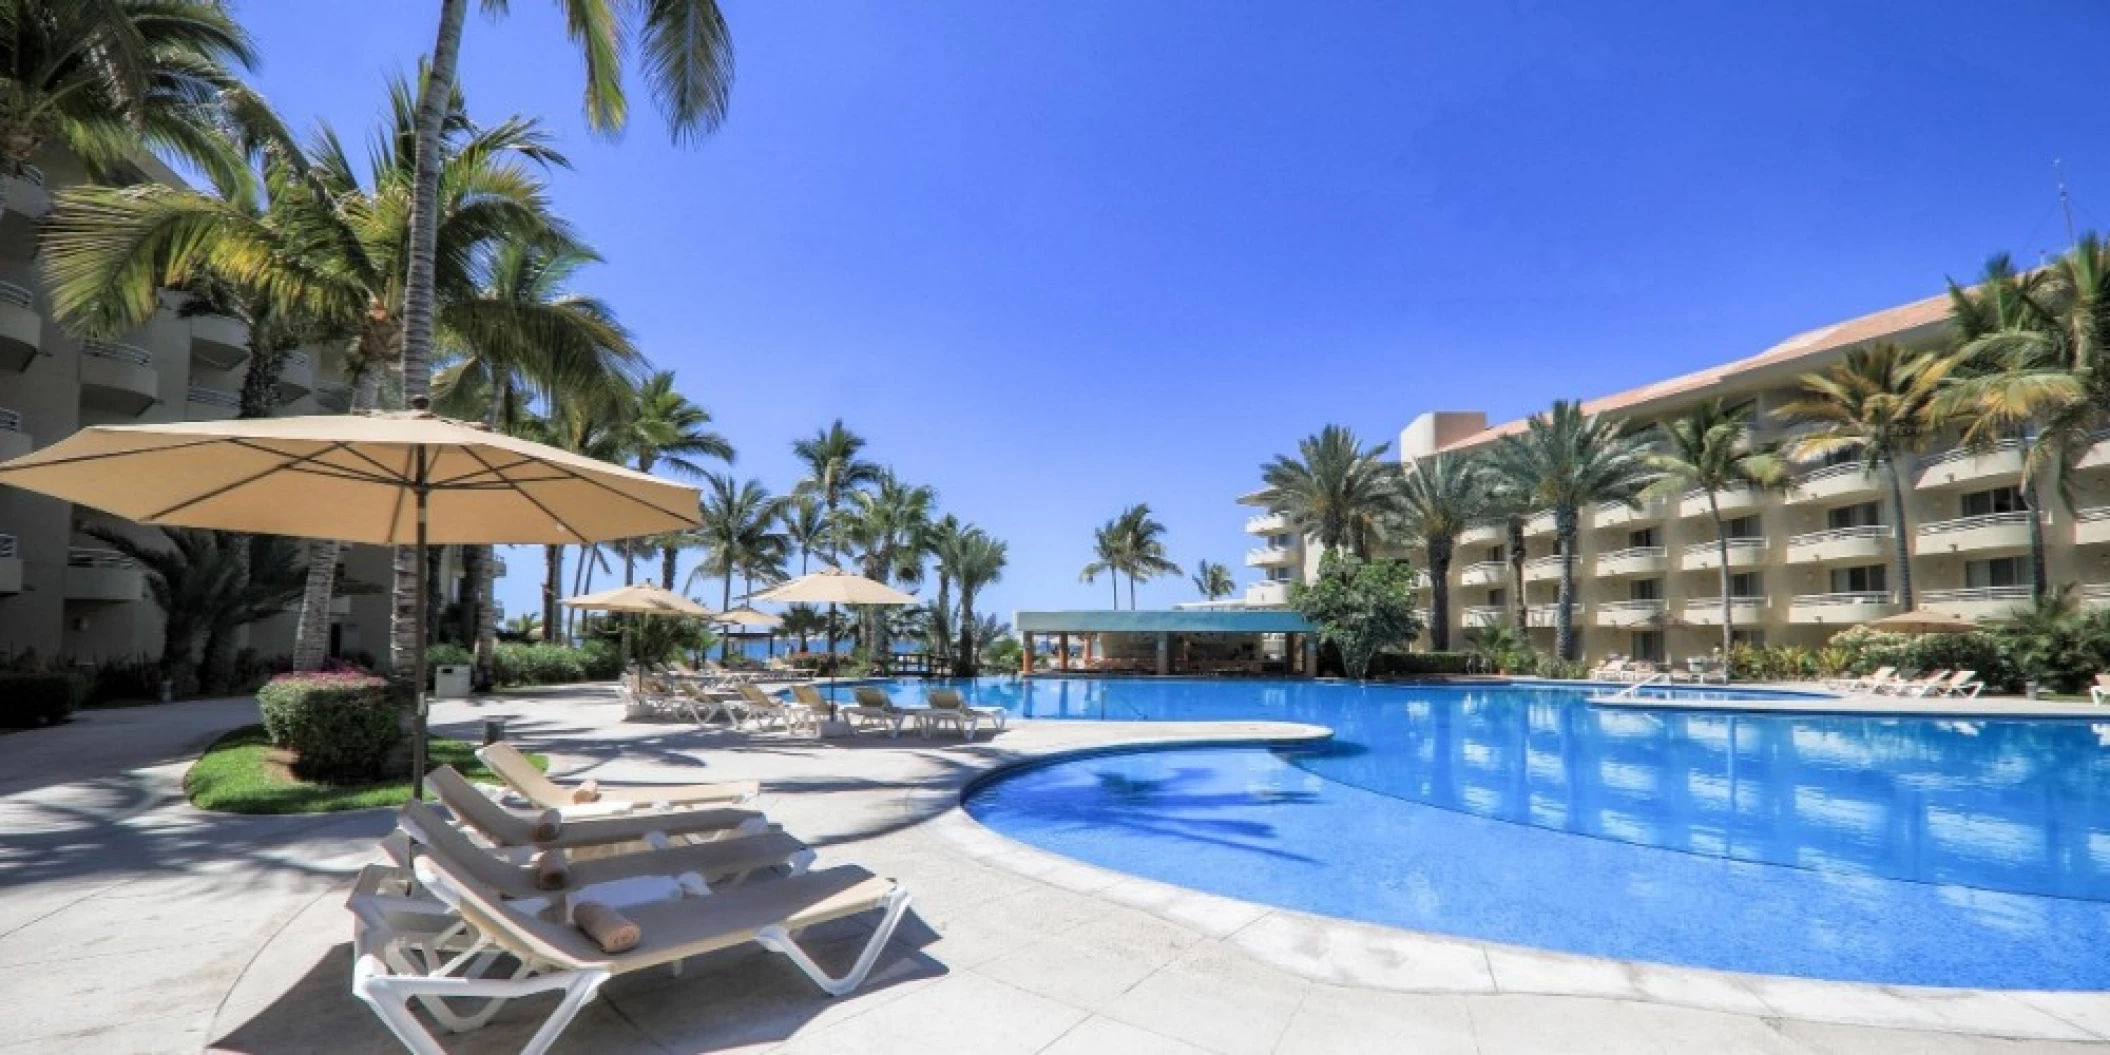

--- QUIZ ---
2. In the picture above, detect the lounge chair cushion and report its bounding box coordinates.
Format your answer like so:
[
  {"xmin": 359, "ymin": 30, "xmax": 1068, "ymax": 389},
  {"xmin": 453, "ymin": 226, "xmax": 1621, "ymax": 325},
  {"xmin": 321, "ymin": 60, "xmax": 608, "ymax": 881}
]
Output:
[{"xmin": 429, "ymin": 765, "xmax": 762, "ymax": 849}]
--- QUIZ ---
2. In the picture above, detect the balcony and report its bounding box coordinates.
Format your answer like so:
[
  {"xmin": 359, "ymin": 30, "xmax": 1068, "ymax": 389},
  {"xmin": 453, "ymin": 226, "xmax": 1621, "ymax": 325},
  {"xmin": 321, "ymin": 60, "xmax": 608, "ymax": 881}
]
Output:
[
  {"xmin": 0, "ymin": 165, "xmax": 50, "ymax": 250},
  {"xmin": 1787, "ymin": 525, "xmax": 1892, "ymax": 565},
  {"xmin": 65, "ymin": 547, "xmax": 144, "ymax": 603},
  {"xmin": 1522, "ymin": 554, "xmax": 1565, "ymax": 583},
  {"xmin": 1594, "ymin": 498, "xmax": 1666, "ymax": 530},
  {"xmin": 1464, "ymin": 605, "xmax": 1505, "ymax": 628},
  {"xmin": 1594, "ymin": 546, "xmax": 1667, "ymax": 578},
  {"xmin": 1788, "ymin": 592, "xmax": 1896, "ymax": 625},
  {"xmin": 1244, "ymin": 511, "xmax": 1288, "ymax": 535},
  {"xmin": 2076, "ymin": 507, "xmax": 2110, "ymax": 547},
  {"xmin": 1682, "ymin": 596, "xmax": 1769, "ymax": 626},
  {"xmin": 0, "ymin": 533, "xmax": 18, "ymax": 593},
  {"xmin": 329, "ymin": 594, "xmax": 353, "ymax": 617},
  {"xmin": 1246, "ymin": 546, "xmax": 1297, "ymax": 568},
  {"xmin": 314, "ymin": 382, "xmax": 353, "ymax": 413},
  {"xmin": 1525, "ymin": 604, "xmax": 1560, "ymax": 628},
  {"xmin": 1914, "ymin": 440, "xmax": 2024, "ymax": 491},
  {"xmin": 1595, "ymin": 599, "xmax": 1667, "ymax": 628},
  {"xmin": 276, "ymin": 350, "xmax": 315, "ymax": 400},
  {"xmin": 1683, "ymin": 537, "xmax": 1767, "ymax": 571},
  {"xmin": 1523, "ymin": 511, "xmax": 1556, "ymax": 537},
  {"xmin": 1459, "ymin": 560, "xmax": 1506, "ymax": 587},
  {"xmin": 0, "ymin": 279, "xmax": 41, "ymax": 371},
  {"xmin": 1788, "ymin": 462, "xmax": 1884, "ymax": 505},
  {"xmin": 185, "ymin": 384, "xmax": 241, "ymax": 421},
  {"xmin": 1678, "ymin": 486, "xmax": 1762, "ymax": 519},
  {"xmin": 2076, "ymin": 431, "xmax": 2110, "ymax": 472},
  {"xmin": 188, "ymin": 314, "xmax": 250, "ymax": 371},
  {"xmin": 0, "ymin": 407, "xmax": 28, "ymax": 461},
  {"xmin": 2084, "ymin": 583, "xmax": 2110, "ymax": 611},
  {"xmin": 1914, "ymin": 512, "xmax": 2033, "ymax": 557},
  {"xmin": 1459, "ymin": 524, "xmax": 1503, "ymax": 546},
  {"xmin": 1920, "ymin": 586, "xmax": 2034, "ymax": 623},
  {"xmin": 1244, "ymin": 581, "xmax": 1290, "ymax": 607},
  {"xmin": 79, "ymin": 339, "xmax": 158, "ymax": 415}
]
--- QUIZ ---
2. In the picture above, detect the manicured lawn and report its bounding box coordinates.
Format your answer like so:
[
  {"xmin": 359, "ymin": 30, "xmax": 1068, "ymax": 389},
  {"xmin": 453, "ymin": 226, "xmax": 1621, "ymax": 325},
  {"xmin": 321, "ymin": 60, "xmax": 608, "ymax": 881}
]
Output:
[{"xmin": 186, "ymin": 724, "xmax": 547, "ymax": 815}]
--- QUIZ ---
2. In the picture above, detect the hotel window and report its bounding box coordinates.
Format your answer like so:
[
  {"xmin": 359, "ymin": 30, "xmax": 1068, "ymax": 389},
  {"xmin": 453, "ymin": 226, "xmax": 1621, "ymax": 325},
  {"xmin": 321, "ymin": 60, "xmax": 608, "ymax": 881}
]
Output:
[
  {"xmin": 1630, "ymin": 631, "xmax": 1666, "ymax": 662},
  {"xmin": 1729, "ymin": 572, "xmax": 1765, "ymax": 598},
  {"xmin": 1630, "ymin": 579, "xmax": 1663, "ymax": 601},
  {"xmin": 1814, "ymin": 447, "xmax": 1860, "ymax": 469},
  {"xmin": 1724, "ymin": 515, "xmax": 1762, "ymax": 539},
  {"xmin": 1266, "ymin": 567, "xmax": 1292, "ymax": 582},
  {"xmin": 1627, "ymin": 527, "xmax": 1660, "ymax": 548},
  {"xmin": 1964, "ymin": 556, "xmax": 2029, "ymax": 588},
  {"xmin": 1487, "ymin": 588, "xmax": 1506, "ymax": 607},
  {"xmin": 1485, "ymin": 545, "xmax": 1504, "ymax": 563},
  {"xmin": 1827, "ymin": 502, "xmax": 1882, "ymax": 529},
  {"xmin": 1731, "ymin": 629, "xmax": 1766, "ymax": 647},
  {"xmin": 1268, "ymin": 533, "xmax": 1294, "ymax": 549},
  {"xmin": 1829, "ymin": 565, "xmax": 1888, "ymax": 593},
  {"xmin": 1960, "ymin": 487, "xmax": 2024, "ymax": 517}
]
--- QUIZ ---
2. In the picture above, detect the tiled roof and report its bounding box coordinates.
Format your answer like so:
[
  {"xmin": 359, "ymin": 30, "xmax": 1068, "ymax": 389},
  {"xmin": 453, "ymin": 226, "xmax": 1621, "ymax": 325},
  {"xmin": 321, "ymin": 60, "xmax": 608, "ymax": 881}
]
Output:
[{"xmin": 1436, "ymin": 292, "xmax": 1954, "ymax": 452}]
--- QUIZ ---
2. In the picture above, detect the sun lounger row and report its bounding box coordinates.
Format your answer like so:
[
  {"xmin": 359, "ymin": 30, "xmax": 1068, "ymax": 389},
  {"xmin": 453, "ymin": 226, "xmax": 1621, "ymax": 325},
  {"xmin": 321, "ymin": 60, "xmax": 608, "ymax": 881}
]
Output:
[
  {"xmin": 1590, "ymin": 659, "xmax": 1729, "ymax": 685},
  {"xmin": 624, "ymin": 678, "xmax": 1010, "ymax": 741},
  {"xmin": 1823, "ymin": 667, "xmax": 1985, "ymax": 697},
  {"xmin": 348, "ymin": 747, "xmax": 910, "ymax": 1054}
]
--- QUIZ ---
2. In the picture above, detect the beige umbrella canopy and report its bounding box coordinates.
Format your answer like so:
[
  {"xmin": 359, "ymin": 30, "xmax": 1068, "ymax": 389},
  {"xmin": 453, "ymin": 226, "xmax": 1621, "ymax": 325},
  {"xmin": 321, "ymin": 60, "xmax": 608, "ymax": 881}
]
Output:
[
  {"xmin": 715, "ymin": 606, "xmax": 782, "ymax": 628},
  {"xmin": 1866, "ymin": 609, "xmax": 1981, "ymax": 635},
  {"xmin": 751, "ymin": 566, "xmax": 917, "ymax": 606},
  {"xmin": 563, "ymin": 583, "xmax": 714, "ymax": 617},
  {"xmin": 0, "ymin": 407, "xmax": 703, "ymax": 796}
]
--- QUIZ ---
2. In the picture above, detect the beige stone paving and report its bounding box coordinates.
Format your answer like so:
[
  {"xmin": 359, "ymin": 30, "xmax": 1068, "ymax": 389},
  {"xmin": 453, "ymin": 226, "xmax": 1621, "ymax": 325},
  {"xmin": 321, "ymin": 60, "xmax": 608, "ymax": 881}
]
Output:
[{"xmin": 3, "ymin": 685, "xmax": 2108, "ymax": 1053}]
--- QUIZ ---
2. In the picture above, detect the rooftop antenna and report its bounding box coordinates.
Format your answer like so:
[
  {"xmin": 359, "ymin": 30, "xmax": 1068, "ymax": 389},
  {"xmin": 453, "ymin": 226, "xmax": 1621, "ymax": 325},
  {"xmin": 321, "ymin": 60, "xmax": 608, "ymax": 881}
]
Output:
[{"xmin": 2056, "ymin": 158, "xmax": 2078, "ymax": 246}]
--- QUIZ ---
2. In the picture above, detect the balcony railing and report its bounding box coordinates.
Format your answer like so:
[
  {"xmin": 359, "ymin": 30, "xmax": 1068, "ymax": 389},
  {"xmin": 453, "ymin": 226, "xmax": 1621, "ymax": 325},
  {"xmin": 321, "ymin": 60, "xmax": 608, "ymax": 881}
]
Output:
[
  {"xmin": 82, "ymin": 339, "xmax": 152, "ymax": 367},
  {"xmin": 0, "ymin": 280, "xmax": 31, "ymax": 310},
  {"xmin": 1789, "ymin": 525, "xmax": 1891, "ymax": 547},
  {"xmin": 0, "ymin": 406, "xmax": 20, "ymax": 432},
  {"xmin": 1460, "ymin": 559, "xmax": 1506, "ymax": 577},
  {"xmin": 1792, "ymin": 591, "xmax": 1891, "ymax": 608},
  {"xmin": 1524, "ymin": 555, "xmax": 1565, "ymax": 572},
  {"xmin": 2084, "ymin": 583, "xmax": 2110, "ymax": 606},
  {"xmin": 2080, "ymin": 507, "xmax": 2110, "ymax": 523},
  {"xmin": 0, "ymin": 533, "xmax": 14, "ymax": 558},
  {"xmin": 1243, "ymin": 512, "xmax": 1287, "ymax": 534},
  {"xmin": 1921, "ymin": 586, "xmax": 2032, "ymax": 605},
  {"xmin": 1598, "ymin": 599, "xmax": 1667, "ymax": 613},
  {"xmin": 1600, "ymin": 546, "xmax": 1666, "ymax": 562},
  {"xmin": 1796, "ymin": 462, "xmax": 1868, "ymax": 484},
  {"xmin": 186, "ymin": 384, "xmax": 240, "ymax": 409},
  {"xmin": 1685, "ymin": 596, "xmax": 1767, "ymax": 609},
  {"xmin": 68, "ymin": 547, "xmax": 139, "ymax": 569},
  {"xmin": 1917, "ymin": 512, "xmax": 2032, "ymax": 536},
  {"xmin": 1918, "ymin": 438, "xmax": 2024, "ymax": 470},
  {"xmin": 1683, "ymin": 538, "xmax": 1766, "ymax": 556}
]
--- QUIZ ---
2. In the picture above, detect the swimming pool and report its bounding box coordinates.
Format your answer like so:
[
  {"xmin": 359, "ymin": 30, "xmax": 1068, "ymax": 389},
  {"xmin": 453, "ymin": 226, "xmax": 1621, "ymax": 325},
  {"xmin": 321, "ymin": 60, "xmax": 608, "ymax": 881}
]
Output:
[{"xmin": 908, "ymin": 677, "xmax": 2110, "ymax": 989}]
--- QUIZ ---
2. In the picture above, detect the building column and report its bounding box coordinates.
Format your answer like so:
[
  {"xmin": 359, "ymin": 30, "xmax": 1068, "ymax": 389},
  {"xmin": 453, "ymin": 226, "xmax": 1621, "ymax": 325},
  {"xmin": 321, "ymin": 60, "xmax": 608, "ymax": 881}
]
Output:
[
  {"xmin": 1155, "ymin": 632, "xmax": 1170, "ymax": 675},
  {"xmin": 1021, "ymin": 632, "xmax": 1034, "ymax": 675},
  {"xmin": 1303, "ymin": 635, "xmax": 1318, "ymax": 677},
  {"xmin": 1059, "ymin": 633, "xmax": 1071, "ymax": 671}
]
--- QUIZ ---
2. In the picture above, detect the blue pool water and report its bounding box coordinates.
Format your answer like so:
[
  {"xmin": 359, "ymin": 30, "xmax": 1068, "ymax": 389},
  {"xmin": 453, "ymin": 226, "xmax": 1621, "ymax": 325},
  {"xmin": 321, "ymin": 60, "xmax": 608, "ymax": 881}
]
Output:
[{"xmin": 912, "ymin": 677, "xmax": 2110, "ymax": 989}]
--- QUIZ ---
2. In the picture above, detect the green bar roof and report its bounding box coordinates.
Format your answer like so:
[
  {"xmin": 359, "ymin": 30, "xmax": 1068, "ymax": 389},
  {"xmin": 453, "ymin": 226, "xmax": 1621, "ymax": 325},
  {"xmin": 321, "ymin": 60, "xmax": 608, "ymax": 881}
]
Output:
[{"xmin": 1015, "ymin": 609, "xmax": 1313, "ymax": 634}]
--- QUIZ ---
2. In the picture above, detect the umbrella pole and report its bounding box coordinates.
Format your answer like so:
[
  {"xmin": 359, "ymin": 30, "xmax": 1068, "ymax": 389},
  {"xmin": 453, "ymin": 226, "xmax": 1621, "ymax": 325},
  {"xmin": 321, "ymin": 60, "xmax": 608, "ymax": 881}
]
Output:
[{"xmin": 410, "ymin": 450, "xmax": 430, "ymax": 800}]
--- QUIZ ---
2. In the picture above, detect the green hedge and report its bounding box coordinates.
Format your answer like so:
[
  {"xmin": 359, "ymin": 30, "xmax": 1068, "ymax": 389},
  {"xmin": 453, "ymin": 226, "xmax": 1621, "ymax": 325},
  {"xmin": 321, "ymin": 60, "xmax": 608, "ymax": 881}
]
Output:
[
  {"xmin": 1369, "ymin": 651, "xmax": 1475, "ymax": 677},
  {"xmin": 256, "ymin": 673, "xmax": 404, "ymax": 782},
  {"xmin": 491, "ymin": 642, "xmax": 624, "ymax": 686},
  {"xmin": 0, "ymin": 673, "xmax": 88, "ymax": 727},
  {"xmin": 1828, "ymin": 627, "xmax": 2019, "ymax": 692}
]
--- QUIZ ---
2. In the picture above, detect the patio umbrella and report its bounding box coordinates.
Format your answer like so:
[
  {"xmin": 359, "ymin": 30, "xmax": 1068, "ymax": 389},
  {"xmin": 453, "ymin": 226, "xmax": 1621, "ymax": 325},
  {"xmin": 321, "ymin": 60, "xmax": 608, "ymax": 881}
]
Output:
[
  {"xmin": 0, "ymin": 405, "xmax": 701, "ymax": 796},
  {"xmin": 562, "ymin": 583, "xmax": 715, "ymax": 688},
  {"xmin": 714, "ymin": 605, "xmax": 784, "ymax": 662},
  {"xmin": 1866, "ymin": 609, "xmax": 1981, "ymax": 635},
  {"xmin": 750, "ymin": 567, "xmax": 915, "ymax": 695}
]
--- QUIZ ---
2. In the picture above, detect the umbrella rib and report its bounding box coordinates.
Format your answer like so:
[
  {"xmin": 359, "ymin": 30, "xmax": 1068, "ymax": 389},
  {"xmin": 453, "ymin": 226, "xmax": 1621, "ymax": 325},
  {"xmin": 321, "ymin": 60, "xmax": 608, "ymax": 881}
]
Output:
[
  {"xmin": 144, "ymin": 441, "xmax": 365, "ymax": 522},
  {"xmin": 462, "ymin": 442, "xmax": 697, "ymax": 533},
  {"xmin": 0, "ymin": 436, "xmax": 228, "ymax": 473},
  {"xmin": 382, "ymin": 444, "xmax": 414, "ymax": 543},
  {"xmin": 457, "ymin": 444, "xmax": 590, "ymax": 541},
  {"xmin": 428, "ymin": 452, "xmax": 544, "ymax": 488}
]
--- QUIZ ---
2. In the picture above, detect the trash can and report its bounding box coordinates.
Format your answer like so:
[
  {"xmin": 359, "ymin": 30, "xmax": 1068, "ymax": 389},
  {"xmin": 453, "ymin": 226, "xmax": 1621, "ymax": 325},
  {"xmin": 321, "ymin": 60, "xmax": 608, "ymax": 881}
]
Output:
[{"xmin": 433, "ymin": 664, "xmax": 472, "ymax": 700}]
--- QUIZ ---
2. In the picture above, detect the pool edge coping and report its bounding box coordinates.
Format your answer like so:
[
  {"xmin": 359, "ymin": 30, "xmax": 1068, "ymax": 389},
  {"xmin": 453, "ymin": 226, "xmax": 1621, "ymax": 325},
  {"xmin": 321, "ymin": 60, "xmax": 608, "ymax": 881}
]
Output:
[{"xmin": 920, "ymin": 721, "xmax": 2110, "ymax": 1044}]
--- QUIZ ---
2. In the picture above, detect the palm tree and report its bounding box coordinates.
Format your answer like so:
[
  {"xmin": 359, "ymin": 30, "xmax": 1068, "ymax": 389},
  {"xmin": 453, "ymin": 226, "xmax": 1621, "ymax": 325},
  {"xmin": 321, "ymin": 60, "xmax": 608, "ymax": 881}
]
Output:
[
  {"xmin": 611, "ymin": 371, "xmax": 732, "ymax": 585},
  {"xmin": 1477, "ymin": 477, "xmax": 1534, "ymax": 632},
  {"xmin": 838, "ymin": 472, "xmax": 935, "ymax": 659},
  {"xmin": 399, "ymin": 0, "xmax": 733, "ymax": 426},
  {"xmin": 503, "ymin": 611, "xmax": 543, "ymax": 641},
  {"xmin": 950, "ymin": 529, "xmax": 1008, "ymax": 676},
  {"xmin": 779, "ymin": 604, "xmax": 823, "ymax": 653},
  {"xmin": 779, "ymin": 494, "xmax": 829, "ymax": 577},
  {"xmin": 1485, "ymin": 401, "xmax": 1657, "ymax": 661},
  {"xmin": 0, "ymin": 0, "xmax": 257, "ymax": 183},
  {"xmin": 1643, "ymin": 401, "xmax": 1788, "ymax": 657},
  {"xmin": 1391, "ymin": 453, "xmax": 1486, "ymax": 651},
  {"xmin": 1191, "ymin": 560, "xmax": 1235, "ymax": 600},
  {"xmin": 925, "ymin": 515, "xmax": 966, "ymax": 666},
  {"xmin": 531, "ymin": 402, "xmax": 631, "ymax": 638},
  {"xmin": 81, "ymin": 526, "xmax": 302, "ymax": 693},
  {"xmin": 1258, "ymin": 425, "xmax": 1397, "ymax": 557},
  {"xmin": 1775, "ymin": 343, "xmax": 1965, "ymax": 611},
  {"xmin": 1079, "ymin": 517, "xmax": 1126, "ymax": 608},
  {"xmin": 1111, "ymin": 503, "xmax": 1178, "ymax": 609},
  {"xmin": 791, "ymin": 420, "xmax": 884, "ymax": 563},
  {"xmin": 686, "ymin": 473, "xmax": 786, "ymax": 657}
]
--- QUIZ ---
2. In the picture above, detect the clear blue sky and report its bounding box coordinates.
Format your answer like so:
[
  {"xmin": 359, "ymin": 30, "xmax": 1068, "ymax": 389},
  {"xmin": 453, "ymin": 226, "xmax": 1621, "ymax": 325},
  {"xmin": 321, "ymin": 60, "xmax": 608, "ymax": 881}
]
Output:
[{"xmin": 230, "ymin": 1, "xmax": 2110, "ymax": 624}]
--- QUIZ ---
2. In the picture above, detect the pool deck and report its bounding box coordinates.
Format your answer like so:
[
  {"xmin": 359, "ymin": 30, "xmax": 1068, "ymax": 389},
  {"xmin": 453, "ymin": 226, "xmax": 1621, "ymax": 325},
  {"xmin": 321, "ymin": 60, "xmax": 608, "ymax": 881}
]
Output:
[
  {"xmin": 6, "ymin": 683, "xmax": 2108, "ymax": 1053},
  {"xmin": 1589, "ymin": 686, "xmax": 2110, "ymax": 719}
]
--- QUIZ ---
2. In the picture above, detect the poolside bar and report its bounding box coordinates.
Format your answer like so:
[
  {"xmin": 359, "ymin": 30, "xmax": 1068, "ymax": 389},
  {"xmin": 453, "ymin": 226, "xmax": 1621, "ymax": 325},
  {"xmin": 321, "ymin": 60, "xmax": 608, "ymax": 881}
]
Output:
[{"xmin": 1013, "ymin": 609, "xmax": 1318, "ymax": 676}]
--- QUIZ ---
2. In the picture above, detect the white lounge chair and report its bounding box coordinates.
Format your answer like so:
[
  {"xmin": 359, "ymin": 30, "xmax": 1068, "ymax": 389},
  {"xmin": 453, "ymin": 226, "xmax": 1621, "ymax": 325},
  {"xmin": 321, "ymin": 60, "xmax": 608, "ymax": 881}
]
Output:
[
  {"xmin": 844, "ymin": 687, "xmax": 916, "ymax": 738},
  {"xmin": 1836, "ymin": 666, "xmax": 1897, "ymax": 694},
  {"xmin": 1591, "ymin": 659, "xmax": 1628, "ymax": 682},
  {"xmin": 1882, "ymin": 670, "xmax": 1950, "ymax": 697},
  {"xmin": 427, "ymin": 766, "xmax": 766, "ymax": 852},
  {"xmin": 2092, "ymin": 674, "xmax": 2110, "ymax": 704},
  {"xmin": 475, "ymin": 742, "xmax": 758, "ymax": 812},
  {"xmin": 738, "ymin": 682, "xmax": 817, "ymax": 735},
  {"xmin": 921, "ymin": 688, "xmax": 1006, "ymax": 741},
  {"xmin": 1925, "ymin": 670, "xmax": 1985, "ymax": 698}
]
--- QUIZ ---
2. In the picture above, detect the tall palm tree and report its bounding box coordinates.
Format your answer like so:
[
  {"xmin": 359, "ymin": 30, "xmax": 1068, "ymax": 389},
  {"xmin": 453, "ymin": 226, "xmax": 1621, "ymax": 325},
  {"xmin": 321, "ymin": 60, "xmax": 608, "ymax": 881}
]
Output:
[
  {"xmin": 1190, "ymin": 560, "xmax": 1235, "ymax": 600},
  {"xmin": 1485, "ymin": 401, "xmax": 1656, "ymax": 661},
  {"xmin": 1111, "ymin": 503, "xmax": 1178, "ymax": 609},
  {"xmin": 1079, "ymin": 517, "xmax": 1125, "ymax": 608},
  {"xmin": 1643, "ymin": 401, "xmax": 1787, "ymax": 657},
  {"xmin": 779, "ymin": 604, "xmax": 823, "ymax": 653},
  {"xmin": 791, "ymin": 420, "xmax": 884, "ymax": 563},
  {"xmin": 838, "ymin": 472, "xmax": 935, "ymax": 659},
  {"xmin": 1391, "ymin": 453, "xmax": 1486, "ymax": 651},
  {"xmin": 530, "ymin": 402, "xmax": 631, "ymax": 639},
  {"xmin": 82, "ymin": 526, "xmax": 301, "ymax": 693},
  {"xmin": 925, "ymin": 514, "xmax": 966, "ymax": 665},
  {"xmin": 0, "ymin": 0, "xmax": 257, "ymax": 183},
  {"xmin": 779, "ymin": 494, "xmax": 829, "ymax": 577},
  {"xmin": 1258, "ymin": 425, "xmax": 1397, "ymax": 557},
  {"xmin": 399, "ymin": 0, "xmax": 733, "ymax": 425},
  {"xmin": 611, "ymin": 370, "xmax": 732, "ymax": 585},
  {"xmin": 1775, "ymin": 343, "xmax": 1964, "ymax": 611},
  {"xmin": 686, "ymin": 473, "xmax": 786, "ymax": 657},
  {"xmin": 951, "ymin": 529, "xmax": 1008, "ymax": 677},
  {"xmin": 1476, "ymin": 477, "xmax": 1535, "ymax": 632}
]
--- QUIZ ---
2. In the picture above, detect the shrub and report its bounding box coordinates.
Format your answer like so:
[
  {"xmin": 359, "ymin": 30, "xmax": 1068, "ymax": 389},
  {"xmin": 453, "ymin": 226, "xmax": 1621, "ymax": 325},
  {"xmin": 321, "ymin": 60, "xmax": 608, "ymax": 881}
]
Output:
[
  {"xmin": 425, "ymin": 643, "xmax": 473, "ymax": 670},
  {"xmin": 785, "ymin": 650, "xmax": 858, "ymax": 676},
  {"xmin": 256, "ymin": 673, "xmax": 404, "ymax": 782},
  {"xmin": 1829, "ymin": 626, "xmax": 2018, "ymax": 691},
  {"xmin": 84, "ymin": 654, "xmax": 169, "ymax": 705},
  {"xmin": 1369, "ymin": 651, "xmax": 1475, "ymax": 676},
  {"xmin": 0, "ymin": 672, "xmax": 88, "ymax": 727},
  {"xmin": 490, "ymin": 643, "xmax": 622, "ymax": 686}
]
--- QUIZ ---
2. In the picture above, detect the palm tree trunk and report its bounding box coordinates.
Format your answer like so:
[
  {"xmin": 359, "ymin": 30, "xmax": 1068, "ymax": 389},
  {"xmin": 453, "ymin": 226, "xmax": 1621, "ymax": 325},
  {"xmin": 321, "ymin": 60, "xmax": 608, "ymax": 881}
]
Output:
[
  {"xmin": 1428, "ymin": 535, "xmax": 1453, "ymax": 651},
  {"xmin": 1710, "ymin": 494, "xmax": 1733, "ymax": 659},
  {"xmin": 1883, "ymin": 459, "xmax": 1915, "ymax": 609},
  {"xmin": 957, "ymin": 592, "xmax": 977, "ymax": 677},
  {"xmin": 389, "ymin": 0, "xmax": 468, "ymax": 680},
  {"xmin": 542, "ymin": 544, "xmax": 562, "ymax": 643},
  {"xmin": 1554, "ymin": 511, "xmax": 1579, "ymax": 662},
  {"xmin": 1110, "ymin": 571, "xmax": 1120, "ymax": 609},
  {"xmin": 291, "ymin": 369, "xmax": 371, "ymax": 672},
  {"xmin": 660, "ymin": 544, "xmax": 679, "ymax": 589},
  {"xmin": 1127, "ymin": 574, "xmax": 1136, "ymax": 611},
  {"xmin": 2019, "ymin": 425, "xmax": 2047, "ymax": 601},
  {"xmin": 623, "ymin": 546, "xmax": 636, "ymax": 586},
  {"xmin": 933, "ymin": 574, "xmax": 952, "ymax": 667},
  {"xmin": 1506, "ymin": 517, "xmax": 1528, "ymax": 632}
]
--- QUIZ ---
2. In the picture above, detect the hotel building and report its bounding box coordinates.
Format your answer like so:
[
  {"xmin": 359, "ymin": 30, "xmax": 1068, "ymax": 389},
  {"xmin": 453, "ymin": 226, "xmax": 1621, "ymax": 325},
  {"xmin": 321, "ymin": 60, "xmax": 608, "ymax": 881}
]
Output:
[
  {"xmin": 1240, "ymin": 293, "xmax": 2110, "ymax": 661},
  {"xmin": 0, "ymin": 149, "xmax": 412, "ymax": 666}
]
